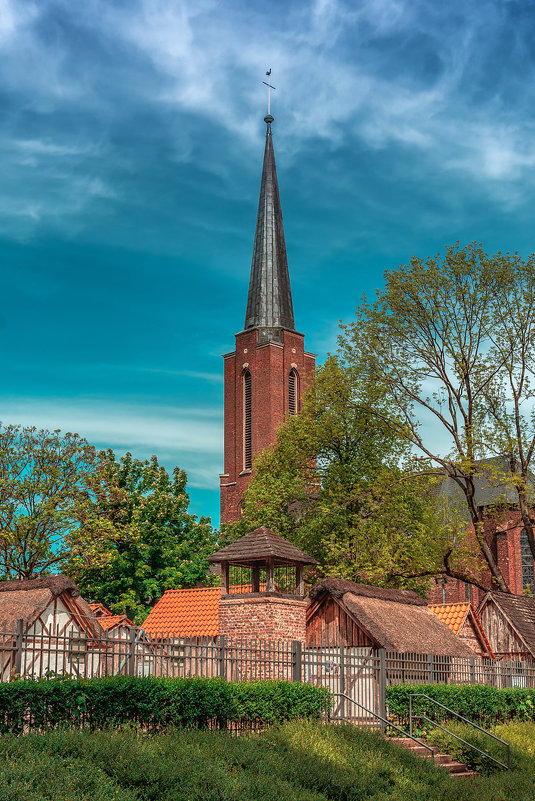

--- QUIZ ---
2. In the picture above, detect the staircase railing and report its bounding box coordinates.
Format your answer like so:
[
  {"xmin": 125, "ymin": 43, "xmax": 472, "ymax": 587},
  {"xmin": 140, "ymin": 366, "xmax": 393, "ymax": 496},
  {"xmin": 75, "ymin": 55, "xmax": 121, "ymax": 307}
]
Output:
[
  {"xmin": 333, "ymin": 692, "xmax": 435, "ymax": 762},
  {"xmin": 409, "ymin": 692, "xmax": 510, "ymax": 770}
]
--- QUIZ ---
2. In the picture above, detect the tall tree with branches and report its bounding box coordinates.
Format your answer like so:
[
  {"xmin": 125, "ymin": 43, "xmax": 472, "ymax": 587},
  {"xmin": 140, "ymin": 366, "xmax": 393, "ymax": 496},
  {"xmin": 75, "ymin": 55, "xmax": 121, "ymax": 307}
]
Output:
[{"xmin": 339, "ymin": 243, "xmax": 535, "ymax": 593}]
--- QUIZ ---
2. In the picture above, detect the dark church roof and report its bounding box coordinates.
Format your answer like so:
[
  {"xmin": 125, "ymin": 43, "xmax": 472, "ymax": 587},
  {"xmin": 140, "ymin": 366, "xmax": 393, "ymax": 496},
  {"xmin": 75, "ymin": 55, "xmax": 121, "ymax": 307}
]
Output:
[
  {"xmin": 243, "ymin": 115, "xmax": 295, "ymax": 343},
  {"xmin": 207, "ymin": 526, "xmax": 317, "ymax": 566},
  {"xmin": 435, "ymin": 456, "xmax": 535, "ymax": 522}
]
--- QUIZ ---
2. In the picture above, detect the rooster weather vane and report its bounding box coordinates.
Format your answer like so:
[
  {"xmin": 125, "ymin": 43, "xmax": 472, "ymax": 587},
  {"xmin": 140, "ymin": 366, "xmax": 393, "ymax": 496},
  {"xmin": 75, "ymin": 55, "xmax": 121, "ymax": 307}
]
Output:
[{"xmin": 262, "ymin": 69, "xmax": 276, "ymax": 116}]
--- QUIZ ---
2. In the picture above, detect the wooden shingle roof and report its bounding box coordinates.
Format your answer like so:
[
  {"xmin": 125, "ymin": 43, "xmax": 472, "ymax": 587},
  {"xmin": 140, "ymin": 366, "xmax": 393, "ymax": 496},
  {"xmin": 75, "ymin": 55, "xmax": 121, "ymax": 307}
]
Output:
[{"xmin": 207, "ymin": 527, "xmax": 317, "ymax": 566}]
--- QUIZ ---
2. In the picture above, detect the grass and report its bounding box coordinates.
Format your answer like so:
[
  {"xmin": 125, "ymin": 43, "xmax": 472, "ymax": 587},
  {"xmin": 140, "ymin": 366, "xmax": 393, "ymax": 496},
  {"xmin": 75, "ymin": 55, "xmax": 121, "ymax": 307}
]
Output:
[{"xmin": 0, "ymin": 720, "xmax": 532, "ymax": 800}]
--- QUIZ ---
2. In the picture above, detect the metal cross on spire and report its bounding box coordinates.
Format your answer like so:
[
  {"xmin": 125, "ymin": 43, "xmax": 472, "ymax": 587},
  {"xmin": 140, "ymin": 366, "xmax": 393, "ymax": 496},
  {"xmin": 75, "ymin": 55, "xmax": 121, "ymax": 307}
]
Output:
[{"xmin": 262, "ymin": 69, "xmax": 276, "ymax": 117}]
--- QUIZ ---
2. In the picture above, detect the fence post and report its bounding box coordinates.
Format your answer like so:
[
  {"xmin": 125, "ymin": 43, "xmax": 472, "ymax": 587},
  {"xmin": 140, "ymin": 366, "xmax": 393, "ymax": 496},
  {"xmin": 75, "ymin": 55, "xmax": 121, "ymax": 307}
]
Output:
[
  {"xmin": 427, "ymin": 652, "xmax": 434, "ymax": 684},
  {"xmin": 378, "ymin": 648, "xmax": 387, "ymax": 730},
  {"xmin": 14, "ymin": 619, "xmax": 24, "ymax": 679},
  {"xmin": 218, "ymin": 635, "xmax": 227, "ymax": 679},
  {"xmin": 469, "ymin": 656, "xmax": 476, "ymax": 684},
  {"xmin": 339, "ymin": 644, "xmax": 345, "ymax": 720},
  {"xmin": 291, "ymin": 641, "xmax": 302, "ymax": 683},
  {"xmin": 127, "ymin": 627, "xmax": 136, "ymax": 676}
]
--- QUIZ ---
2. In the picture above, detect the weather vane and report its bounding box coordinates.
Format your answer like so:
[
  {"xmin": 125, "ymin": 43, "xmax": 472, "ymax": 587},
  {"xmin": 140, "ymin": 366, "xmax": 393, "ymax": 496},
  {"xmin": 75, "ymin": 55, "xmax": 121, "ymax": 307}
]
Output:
[{"xmin": 262, "ymin": 69, "xmax": 276, "ymax": 116}]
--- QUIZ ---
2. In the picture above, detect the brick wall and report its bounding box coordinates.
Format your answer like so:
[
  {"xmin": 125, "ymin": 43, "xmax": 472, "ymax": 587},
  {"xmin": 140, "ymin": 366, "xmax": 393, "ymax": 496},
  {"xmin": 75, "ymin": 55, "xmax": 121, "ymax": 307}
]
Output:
[
  {"xmin": 220, "ymin": 327, "xmax": 315, "ymax": 525},
  {"xmin": 219, "ymin": 595, "xmax": 307, "ymax": 643}
]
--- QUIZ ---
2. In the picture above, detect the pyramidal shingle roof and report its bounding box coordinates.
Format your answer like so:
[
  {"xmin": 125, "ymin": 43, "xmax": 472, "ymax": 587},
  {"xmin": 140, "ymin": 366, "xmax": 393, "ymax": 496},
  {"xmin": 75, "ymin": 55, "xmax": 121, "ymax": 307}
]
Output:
[
  {"xmin": 207, "ymin": 526, "xmax": 317, "ymax": 565},
  {"xmin": 243, "ymin": 115, "xmax": 295, "ymax": 342}
]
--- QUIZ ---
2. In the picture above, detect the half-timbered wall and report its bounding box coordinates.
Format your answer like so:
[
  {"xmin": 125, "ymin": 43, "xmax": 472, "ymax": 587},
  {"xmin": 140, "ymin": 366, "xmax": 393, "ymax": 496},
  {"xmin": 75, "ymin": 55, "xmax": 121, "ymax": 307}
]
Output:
[{"xmin": 306, "ymin": 596, "xmax": 376, "ymax": 648}]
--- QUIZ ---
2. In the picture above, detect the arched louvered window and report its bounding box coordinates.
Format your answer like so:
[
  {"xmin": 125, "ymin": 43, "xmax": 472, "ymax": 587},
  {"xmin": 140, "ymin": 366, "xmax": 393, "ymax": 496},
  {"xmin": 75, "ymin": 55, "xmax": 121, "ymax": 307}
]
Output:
[
  {"xmin": 289, "ymin": 368, "xmax": 299, "ymax": 415},
  {"xmin": 521, "ymin": 528, "xmax": 535, "ymax": 594},
  {"xmin": 243, "ymin": 369, "xmax": 252, "ymax": 470}
]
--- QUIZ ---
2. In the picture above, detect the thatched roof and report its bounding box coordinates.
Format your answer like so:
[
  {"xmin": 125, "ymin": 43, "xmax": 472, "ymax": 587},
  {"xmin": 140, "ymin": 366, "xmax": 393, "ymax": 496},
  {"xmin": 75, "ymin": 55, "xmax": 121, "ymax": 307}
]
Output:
[
  {"xmin": 310, "ymin": 578, "xmax": 473, "ymax": 656},
  {"xmin": 207, "ymin": 527, "xmax": 317, "ymax": 566},
  {"xmin": 478, "ymin": 592, "xmax": 535, "ymax": 657},
  {"xmin": 0, "ymin": 575, "xmax": 101, "ymax": 634}
]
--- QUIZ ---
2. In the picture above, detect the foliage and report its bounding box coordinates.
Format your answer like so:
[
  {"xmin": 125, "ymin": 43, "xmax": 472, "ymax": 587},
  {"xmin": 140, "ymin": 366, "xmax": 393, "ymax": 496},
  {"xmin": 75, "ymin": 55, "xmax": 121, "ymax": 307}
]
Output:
[
  {"xmin": 0, "ymin": 424, "xmax": 114, "ymax": 578},
  {"xmin": 66, "ymin": 451, "xmax": 216, "ymax": 623},
  {"xmin": 386, "ymin": 682, "xmax": 535, "ymax": 728},
  {"xmin": 339, "ymin": 243, "xmax": 535, "ymax": 591},
  {"xmin": 0, "ymin": 675, "xmax": 330, "ymax": 734},
  {"xmin": 0, "ymin": 720, "xmax": 534, "ymax": 801},
  {"xmin": 226, "ymin": 357, "xmax": 451, "ymax": 593}
]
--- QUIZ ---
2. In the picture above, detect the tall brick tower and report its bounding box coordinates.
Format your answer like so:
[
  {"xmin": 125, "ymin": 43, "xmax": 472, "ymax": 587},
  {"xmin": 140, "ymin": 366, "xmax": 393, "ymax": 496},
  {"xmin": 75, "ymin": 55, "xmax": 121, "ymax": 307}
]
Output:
[{"xmin": 219, "ymin": 112, "xmax": 315, "ymax": 525}]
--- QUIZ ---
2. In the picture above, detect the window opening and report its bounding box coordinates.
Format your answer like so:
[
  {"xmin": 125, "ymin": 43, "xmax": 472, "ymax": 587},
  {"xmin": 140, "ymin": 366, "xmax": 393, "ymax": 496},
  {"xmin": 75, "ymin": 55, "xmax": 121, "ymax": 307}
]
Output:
[
  {"xmin": 289, "ymin": 368, "xmax": 299, "ymax": 415},
  {"xmin": 243, "ymin": 369, "xmax": 252, "ymax": 470},
  {"xmin": 521, "ymin": 528, "xmax": 535, "ymax": 594}
]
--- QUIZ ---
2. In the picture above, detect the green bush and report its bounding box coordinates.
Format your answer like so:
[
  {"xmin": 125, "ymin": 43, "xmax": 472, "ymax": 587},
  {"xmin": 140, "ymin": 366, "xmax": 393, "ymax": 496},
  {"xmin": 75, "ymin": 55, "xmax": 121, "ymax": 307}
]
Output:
[
  {"xmin": 386, "ymin": 683, "xmax": 535, "ymax": 728},
  {"xmin": 0, "ymin": 676, "xmax": 330, "ymax": 734}
]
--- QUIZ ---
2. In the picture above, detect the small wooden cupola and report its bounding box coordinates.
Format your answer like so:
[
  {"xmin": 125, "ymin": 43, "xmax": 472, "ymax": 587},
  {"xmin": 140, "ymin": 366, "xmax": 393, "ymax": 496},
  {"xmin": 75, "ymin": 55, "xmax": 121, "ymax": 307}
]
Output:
[{"xmin": 207, "ymin": 526, "xmax": 317, "ymax": 599}]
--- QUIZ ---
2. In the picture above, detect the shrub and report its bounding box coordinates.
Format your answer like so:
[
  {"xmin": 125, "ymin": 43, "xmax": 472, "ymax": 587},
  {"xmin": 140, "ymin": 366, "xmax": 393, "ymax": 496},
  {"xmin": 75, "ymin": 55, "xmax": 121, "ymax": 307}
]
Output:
[
  {"xmin": 0, "ymin": 676, "xmax": 330, "ymax": 734},
  {"xmin": 386, "ymin": 683, "xmax": 535, "ymax": 728}
]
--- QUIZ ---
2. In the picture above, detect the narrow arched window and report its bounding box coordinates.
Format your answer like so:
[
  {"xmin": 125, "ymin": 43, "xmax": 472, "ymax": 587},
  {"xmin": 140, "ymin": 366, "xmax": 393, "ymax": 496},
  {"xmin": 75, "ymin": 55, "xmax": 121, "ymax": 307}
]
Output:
[
  {"xmin": 521, "ymin": 528, "xmax": 535, "ymax": 594},
  {"xmin": 243, "ymin": 369, "xmax": 252, "ymax": 470},
  {"xmin": 288, "ymin": 368, "xmax": 299, "ymax": 415}
]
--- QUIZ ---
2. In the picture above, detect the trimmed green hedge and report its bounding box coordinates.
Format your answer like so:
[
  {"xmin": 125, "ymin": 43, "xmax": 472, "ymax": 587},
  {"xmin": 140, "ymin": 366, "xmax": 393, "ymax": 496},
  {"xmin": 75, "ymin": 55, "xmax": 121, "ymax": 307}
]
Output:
[
  {"xmin": 0, "ymin": 676, "xmax": 330, "ymax": 734},
  {"xmin": 386, "ymin": 683, "xmax": 535, "ymax": 727}
]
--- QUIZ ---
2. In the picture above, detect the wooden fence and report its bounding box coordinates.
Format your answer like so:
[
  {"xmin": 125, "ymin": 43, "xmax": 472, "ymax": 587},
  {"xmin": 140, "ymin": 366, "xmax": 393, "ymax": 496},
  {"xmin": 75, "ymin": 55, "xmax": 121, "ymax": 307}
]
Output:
[{"xmin": 1, "ymin": 621, "xmax": 534, "ymax": 725}]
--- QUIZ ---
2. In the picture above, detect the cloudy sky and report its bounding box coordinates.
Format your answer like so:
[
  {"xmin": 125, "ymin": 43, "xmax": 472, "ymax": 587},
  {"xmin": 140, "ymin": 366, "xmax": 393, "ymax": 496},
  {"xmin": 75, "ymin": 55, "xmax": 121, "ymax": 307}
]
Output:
[{"xmin": 2, "ymin": 0, "xmax": 535, "ymax": 525}]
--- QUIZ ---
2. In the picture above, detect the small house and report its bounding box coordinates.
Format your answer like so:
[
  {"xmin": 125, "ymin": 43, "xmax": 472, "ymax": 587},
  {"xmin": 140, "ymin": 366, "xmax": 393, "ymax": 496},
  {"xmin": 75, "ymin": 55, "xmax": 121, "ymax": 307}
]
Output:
[
  {"xmin": 428, "ymin": 602, "xmax": 494, "ymax": 658},
  {"xmin": 306, "ymin": 579, "xmax": 474, "ymax": 656},
  {"xmin": 477, "ymin": 591, "xmax": 535, "ymax": 661},
  {"xmin": 0, "ymin": 575, "xmax": 103, "ymax": 679}
]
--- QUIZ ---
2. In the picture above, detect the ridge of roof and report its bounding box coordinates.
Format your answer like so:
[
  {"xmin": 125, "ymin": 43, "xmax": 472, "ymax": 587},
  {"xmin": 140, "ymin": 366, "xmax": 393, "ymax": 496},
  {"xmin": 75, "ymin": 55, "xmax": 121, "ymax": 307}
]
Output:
[
  {"xmin": 309, "ymin": 578, "xmax": 427, "ymax": 606},
  {"xmin": 0, "ymin": 575, "xmax": 81, "ymax": 598}
]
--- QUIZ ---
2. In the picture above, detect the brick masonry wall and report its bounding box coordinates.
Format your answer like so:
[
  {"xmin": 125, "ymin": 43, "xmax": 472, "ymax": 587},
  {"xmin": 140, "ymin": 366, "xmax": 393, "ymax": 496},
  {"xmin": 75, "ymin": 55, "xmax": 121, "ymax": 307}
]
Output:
[
  {"xmin": 219, "ymin": 595, "xmax": 308, "ymax": 643},
  {"xmin": 220, "ymin": 326, "xmax": 316, "ymax": 525},
  {"xmin": 426, "ymin": 513, "xmax": 530, "ymax": 605}
]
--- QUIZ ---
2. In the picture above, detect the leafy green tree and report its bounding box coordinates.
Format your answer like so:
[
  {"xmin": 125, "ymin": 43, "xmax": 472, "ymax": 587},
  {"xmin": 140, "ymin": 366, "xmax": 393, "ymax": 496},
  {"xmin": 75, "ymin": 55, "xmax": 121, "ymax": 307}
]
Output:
[
  {"xmin": 67, "ymin": 451, "xmax": 216, "ymax": 623},
  {"xmin": 225, "ymin": 358, "xmax": 456, "ymax": 594},
  {"xmin": 0, "ymin": 424, "xmax": 113, "ymax": 578},
  {"xmin": 339, "ymin": 243, "xmax": 535, "ymax": 593}
]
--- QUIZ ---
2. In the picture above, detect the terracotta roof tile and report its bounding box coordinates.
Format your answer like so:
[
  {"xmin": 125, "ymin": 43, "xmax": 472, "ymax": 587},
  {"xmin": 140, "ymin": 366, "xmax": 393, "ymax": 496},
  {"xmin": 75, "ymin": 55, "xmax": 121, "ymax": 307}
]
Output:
[
  {"xmin": 143, "ymin": 587, "xmax": 222, "ymax": 637},
  {"xmin": 98, "ymin": 614, "xmax": 134, "ymax": 631},
  {"xmin": 428, "ymin": 602, "xmax": 470, "ymax": 635}
]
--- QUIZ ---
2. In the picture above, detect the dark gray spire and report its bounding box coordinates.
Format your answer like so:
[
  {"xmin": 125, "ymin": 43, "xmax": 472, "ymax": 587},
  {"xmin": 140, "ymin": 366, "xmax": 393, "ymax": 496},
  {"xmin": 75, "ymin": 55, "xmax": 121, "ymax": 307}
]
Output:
[{"xmin": 244, "ymin": 115, "xmax": 295, "ymax": 343}]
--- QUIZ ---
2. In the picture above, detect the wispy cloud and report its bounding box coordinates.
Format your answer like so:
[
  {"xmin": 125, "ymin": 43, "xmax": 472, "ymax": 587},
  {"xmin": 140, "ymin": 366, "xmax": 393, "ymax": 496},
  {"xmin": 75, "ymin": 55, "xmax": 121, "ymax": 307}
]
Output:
[{"xmin": 0, "ymin": 398, "xmax": 223, "ymax": 491}]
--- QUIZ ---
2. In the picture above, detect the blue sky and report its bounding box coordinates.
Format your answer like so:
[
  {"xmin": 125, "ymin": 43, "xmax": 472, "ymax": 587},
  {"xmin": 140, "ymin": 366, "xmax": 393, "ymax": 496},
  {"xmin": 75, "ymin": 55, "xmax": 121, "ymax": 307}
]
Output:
[{"xmin": 3, "ymin": 0, "xmax": 535, "ymax": 527}]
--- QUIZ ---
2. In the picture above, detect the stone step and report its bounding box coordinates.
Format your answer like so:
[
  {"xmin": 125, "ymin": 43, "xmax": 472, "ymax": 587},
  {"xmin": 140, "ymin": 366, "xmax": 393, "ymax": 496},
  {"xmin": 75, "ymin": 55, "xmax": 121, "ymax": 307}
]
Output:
[
  {"xmin": 444, "ymin": 761, "xmax": 471, "ymax": 774},
  {"xmin": 449, "ymin": 770, "xmax": 479, "ymax": 778},
  {"xmin": 387, "ymin": 736, "xmax": 479, "ymax": 778}
]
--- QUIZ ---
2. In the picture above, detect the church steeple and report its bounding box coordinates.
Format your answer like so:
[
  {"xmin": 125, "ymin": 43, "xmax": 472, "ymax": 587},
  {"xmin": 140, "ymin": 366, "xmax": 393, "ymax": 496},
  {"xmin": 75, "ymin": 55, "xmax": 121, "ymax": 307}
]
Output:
[
  {"xmin": 244, "ymin": 114, "xmax": 295, "ymax": 343},
  {"xmin": 220, "ymin": 105, "xmax": 316, "ymax": 527}
]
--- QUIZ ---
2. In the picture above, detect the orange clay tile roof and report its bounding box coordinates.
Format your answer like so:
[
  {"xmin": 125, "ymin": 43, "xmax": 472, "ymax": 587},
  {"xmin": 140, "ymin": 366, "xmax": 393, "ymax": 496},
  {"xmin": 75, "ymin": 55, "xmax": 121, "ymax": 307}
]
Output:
[
  {"xmin": 143, "ymin": 587, "xmax": 221, "ymax": 636},
  {"xmin": 89, "ymin": 603, "xmax": 112, "ymax": 616},
  {"xmin": 428, "ymin": 602, "xmax": 495, "ymax": 657},
  {"xmin": 428, "ymin": 602, "xmax": 471, "ymax": 635},
  {"xmin": 98, "ymin": 614, "xmax": 134, "ymax": 631}
]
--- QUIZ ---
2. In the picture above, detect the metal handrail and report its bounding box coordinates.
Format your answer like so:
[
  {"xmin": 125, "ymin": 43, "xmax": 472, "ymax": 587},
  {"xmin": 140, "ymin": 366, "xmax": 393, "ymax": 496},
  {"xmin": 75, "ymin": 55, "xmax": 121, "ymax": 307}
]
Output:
[
  {"xmin": 409, "ymin": 693, "xmax": 510, "ymax": 770},
  {"xmin": 333, "ymin": 693, "xmax": 435, "ymax": 762}
]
